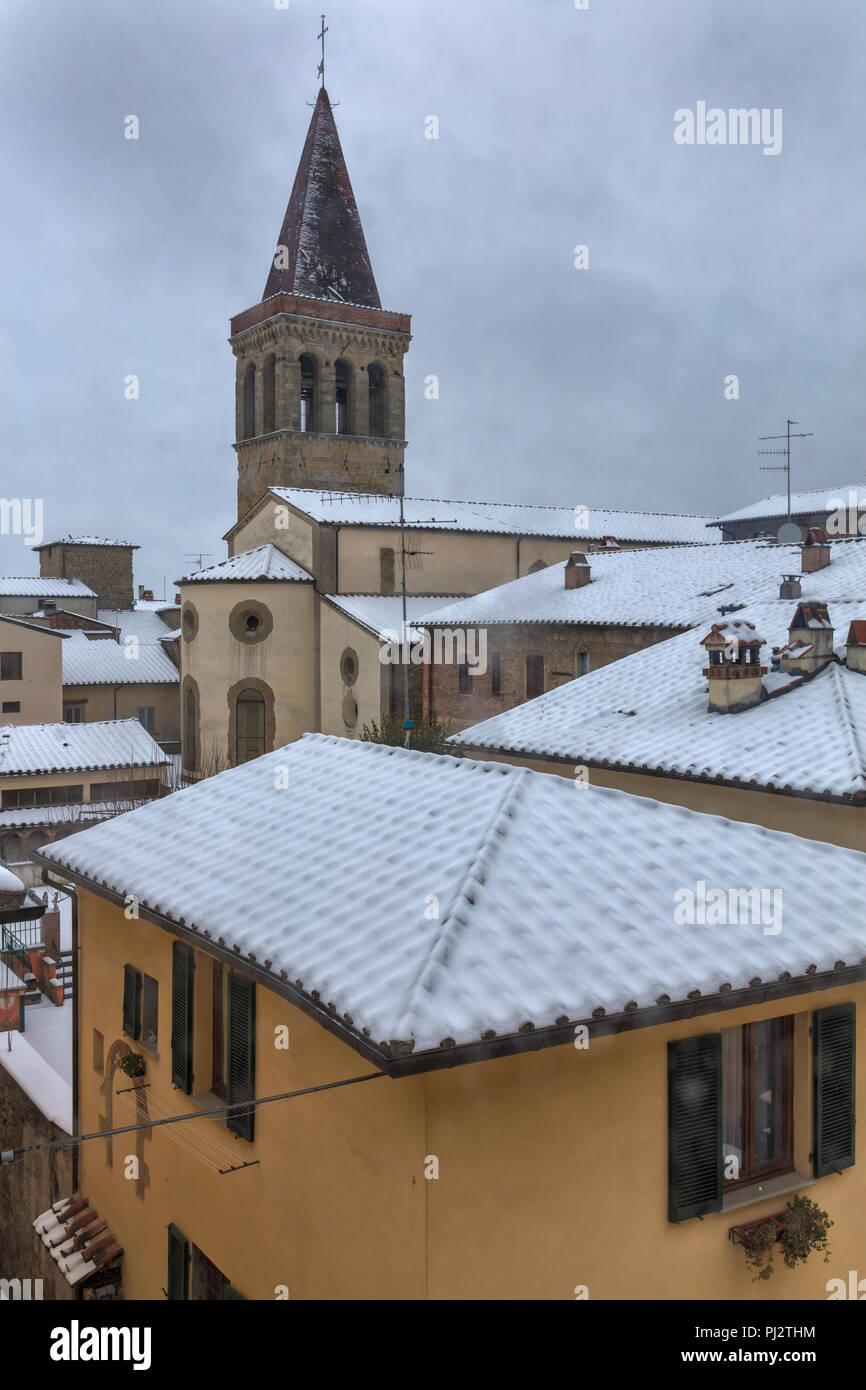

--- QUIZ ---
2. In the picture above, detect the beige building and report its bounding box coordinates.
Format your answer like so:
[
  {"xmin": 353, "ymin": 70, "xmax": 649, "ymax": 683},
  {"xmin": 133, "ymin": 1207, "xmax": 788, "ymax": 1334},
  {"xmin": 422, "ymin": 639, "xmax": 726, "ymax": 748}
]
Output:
[
  {"xmin": 0, "ymin": 719, "xmax": 170, "ymax": 866},
  {"xmin": 0, "ymin": 615, "xmax": 65, "ymax": 725}
]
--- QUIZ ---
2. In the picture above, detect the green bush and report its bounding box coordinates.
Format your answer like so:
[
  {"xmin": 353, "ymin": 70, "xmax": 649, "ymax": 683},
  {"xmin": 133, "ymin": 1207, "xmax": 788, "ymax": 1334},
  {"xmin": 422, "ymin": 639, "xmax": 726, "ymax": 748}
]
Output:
[{"xmin": 361, "ymin": 714, "xmax": 455, "ymax": 754}]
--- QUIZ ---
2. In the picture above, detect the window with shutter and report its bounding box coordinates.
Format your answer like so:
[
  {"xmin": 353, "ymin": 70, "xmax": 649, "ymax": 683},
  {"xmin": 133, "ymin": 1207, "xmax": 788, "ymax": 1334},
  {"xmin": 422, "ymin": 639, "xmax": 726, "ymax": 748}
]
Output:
[
  {"xmin": 813, "ymin": 1004, "xmax": 855, "ymax": 1177},
  {"xmin": 668, "ymin": 1033, "xmax": 722, "ymax": 1222},
  {"xmin": 171, "ymin": 942, "xmax": 195, "ymax": 1094},
  {"xmin": 227, "ymin": 974, "xmax": 256, "ymax": 1142},
  {"xmin": 122, "ymin": 964, "xmax": 141, "ymax": 1040},
  {"xmin": 166, "ymin": 1223, "xmax": 189, "ymax": 1301}
]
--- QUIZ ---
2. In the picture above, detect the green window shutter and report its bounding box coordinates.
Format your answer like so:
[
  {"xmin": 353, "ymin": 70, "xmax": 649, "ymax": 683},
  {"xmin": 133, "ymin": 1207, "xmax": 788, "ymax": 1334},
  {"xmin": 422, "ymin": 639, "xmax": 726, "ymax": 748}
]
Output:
[
  {"xmin": 223, "ymin": 1284, "xmax": 246, "ymax": 1300},
  {"xmin": 171, "ymin": 942, "xmax": 195, "ymax": 1094},
  {"xmin": 227, "ymin": 974, "xmax": 256, "ymax": 1142},
  {"xmin": 122, "ymin": 964, "xmax": 141, "ymax": 1039},
  {"xmin": 166, "ymin": 1224, "xmax": 189, "ymax": 1300},
  {"xmin": 668, "ymin": 1033, "xmax": 722, "ymax": 1222},
  {"xmin": 813, "ymin": 1004, "xmax": 855, "ymax": 1177}
]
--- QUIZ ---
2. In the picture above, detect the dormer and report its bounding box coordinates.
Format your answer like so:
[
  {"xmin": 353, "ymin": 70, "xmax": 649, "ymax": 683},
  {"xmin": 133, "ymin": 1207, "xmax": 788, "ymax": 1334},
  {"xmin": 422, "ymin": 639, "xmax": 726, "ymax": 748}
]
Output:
[
  {"xmin": 778, "ymin": 602, "xmax": 834, "ymax": 675},
  {"xmin": 700, "ymin": 620, "xmax": 767, "ymax": 712}
]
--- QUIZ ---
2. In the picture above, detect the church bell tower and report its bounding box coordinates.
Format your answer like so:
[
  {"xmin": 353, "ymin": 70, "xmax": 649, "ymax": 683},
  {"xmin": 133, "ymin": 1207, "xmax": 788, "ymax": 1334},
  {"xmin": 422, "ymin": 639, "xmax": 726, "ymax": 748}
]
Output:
[{"xmin": 230, "ymin": 85, "xmax": 411, "ymax": 520}]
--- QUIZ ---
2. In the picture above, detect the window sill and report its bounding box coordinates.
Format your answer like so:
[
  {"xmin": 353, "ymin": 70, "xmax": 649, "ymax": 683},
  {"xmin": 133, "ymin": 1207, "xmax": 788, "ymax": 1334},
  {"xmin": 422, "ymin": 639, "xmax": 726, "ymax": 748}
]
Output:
[
  {"xmin": 723, "ymin": 1171, "xmax": 814, "ymax": 1214},
  {"xmin": 191, "ymin": 1090, "xmax": 228, "ymax": 1125}
]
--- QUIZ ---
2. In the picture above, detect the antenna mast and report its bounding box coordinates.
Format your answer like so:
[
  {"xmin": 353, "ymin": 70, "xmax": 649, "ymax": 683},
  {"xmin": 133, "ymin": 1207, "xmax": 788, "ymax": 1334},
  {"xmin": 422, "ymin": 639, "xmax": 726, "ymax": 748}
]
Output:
[{"xmin": 757, "ymin": 419, "xmax": 813, "ymax": 523}]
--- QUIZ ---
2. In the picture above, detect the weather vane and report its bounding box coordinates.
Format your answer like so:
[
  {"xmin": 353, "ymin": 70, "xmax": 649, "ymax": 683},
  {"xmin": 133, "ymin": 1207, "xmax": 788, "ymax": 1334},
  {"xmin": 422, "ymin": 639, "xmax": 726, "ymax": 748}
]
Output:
[{"xmin": 317, "ymin": 14, "xmax": 328, "ymax": 88}]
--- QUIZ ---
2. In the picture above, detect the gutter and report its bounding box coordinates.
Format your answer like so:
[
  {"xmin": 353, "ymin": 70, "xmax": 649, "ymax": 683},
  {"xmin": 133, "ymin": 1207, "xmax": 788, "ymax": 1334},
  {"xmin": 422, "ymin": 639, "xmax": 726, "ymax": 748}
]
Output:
[{"xmin": 455, "ymin": 745, "xmax": 866, "ymax": 808}]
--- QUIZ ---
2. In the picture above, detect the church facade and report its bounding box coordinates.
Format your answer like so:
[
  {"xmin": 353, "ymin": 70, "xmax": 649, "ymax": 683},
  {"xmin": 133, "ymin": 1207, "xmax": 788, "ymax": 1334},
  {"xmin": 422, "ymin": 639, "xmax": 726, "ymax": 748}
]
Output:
[{"xmin": 179, "ymin": 88, "xmax": 717, "ymax": 774}]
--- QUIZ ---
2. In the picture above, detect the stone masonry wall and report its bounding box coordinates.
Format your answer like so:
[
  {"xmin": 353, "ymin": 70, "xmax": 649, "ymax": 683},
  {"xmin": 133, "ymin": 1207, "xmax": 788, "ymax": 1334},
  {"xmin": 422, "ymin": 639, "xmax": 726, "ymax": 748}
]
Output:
[
  {"xmin": 39, "ymin": 545, "xmax": 135, "ymax": 611},
  {"xmin": 427, "ymin": 622, "xmax": 686, "ymax": 732}
]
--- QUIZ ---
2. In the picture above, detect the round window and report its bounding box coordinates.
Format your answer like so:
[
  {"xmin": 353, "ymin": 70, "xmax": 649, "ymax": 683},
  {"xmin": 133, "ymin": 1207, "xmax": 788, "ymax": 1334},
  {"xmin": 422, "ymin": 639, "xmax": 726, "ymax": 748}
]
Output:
[
  {"xmin": 340, "ymin": 647, "xmax": 359, "ymax": 686},
  {"xmin": 229, "ymin": 600, "xmax": 273, "ymax": 645},
  {"xmin": 342, "ymin": 694, "xmax": 358, "ymax": 728}
]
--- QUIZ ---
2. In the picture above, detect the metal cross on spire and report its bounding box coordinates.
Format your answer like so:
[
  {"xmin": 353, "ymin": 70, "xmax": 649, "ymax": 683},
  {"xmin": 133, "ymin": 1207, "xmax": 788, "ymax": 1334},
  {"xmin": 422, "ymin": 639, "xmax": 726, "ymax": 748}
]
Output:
[{"xmin": 317, "ymin": 14, "xmax": 328, "ymax": 88}]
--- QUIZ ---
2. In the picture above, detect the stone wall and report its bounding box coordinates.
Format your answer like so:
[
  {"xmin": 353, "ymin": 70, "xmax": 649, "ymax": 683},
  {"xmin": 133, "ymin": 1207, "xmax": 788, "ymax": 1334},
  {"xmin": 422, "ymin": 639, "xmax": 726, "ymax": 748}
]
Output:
[
  {"xmin": 39, "ymin": 544, "xmax": 135, "ymax": 612},
  {"xmin": 426, "ymin": 622, "xmax": 686, "ymax": 731},
  {"xmin": 231, "ymin": 304, "xmax": 410, "ymax": 519}
]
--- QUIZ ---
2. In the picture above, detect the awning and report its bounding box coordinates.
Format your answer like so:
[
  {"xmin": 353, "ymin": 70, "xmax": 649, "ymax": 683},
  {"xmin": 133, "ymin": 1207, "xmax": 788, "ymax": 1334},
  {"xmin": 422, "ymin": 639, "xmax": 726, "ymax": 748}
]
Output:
[{"xmin": 33, "ymin": 1194, "xmax": 122, "ymax": 1287}]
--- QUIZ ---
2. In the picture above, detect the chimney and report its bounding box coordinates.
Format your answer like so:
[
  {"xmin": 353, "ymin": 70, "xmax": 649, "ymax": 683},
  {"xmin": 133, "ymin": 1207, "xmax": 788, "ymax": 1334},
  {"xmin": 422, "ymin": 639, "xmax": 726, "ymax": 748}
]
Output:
[
  {"xmin": 138, "ymin": 584, "xmax": 145, "ymax": 600},
  {"xmin": 42, "ymin": 599, "xmax": 57, "ymax": 614},
  {"xmin": 778, "ymin": 602, "xmax": 834, "ymax": 676},
  {"xmin": 143, "ymin": 589, "xmax": 154, "ymax": 602},
  {"xmin": 779, "ymin": 574, "xmax": 802, "ymax": 601},
  {"xmin": 700, "ymin": 620, "xmax": 767, "ymax": 712},
  {"xmin": 801, "ymin": 526, "xmax": 831, "ymax": 573},
  {"xmin": 564, "ymin": 551, "xmax": 591, "ymax": 589},
  {"xmin": 846, "ymin": 621, "xmax": 866, "ymax": 674}
]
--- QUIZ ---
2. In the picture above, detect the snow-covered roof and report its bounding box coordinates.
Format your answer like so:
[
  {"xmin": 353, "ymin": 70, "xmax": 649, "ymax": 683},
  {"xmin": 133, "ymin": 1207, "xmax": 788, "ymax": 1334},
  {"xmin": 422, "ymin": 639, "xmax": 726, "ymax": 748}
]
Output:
[
  {"xmin": 32, "ymin": 536, "xmax": 137, "ymax": 551},
  {"xmin": 0, "ymin": 862, "xmax": 25, "ymax": 893},
  {"xmin": 0, "ymin": 802, "xmax": 140, "ymax": 831},
  {"xmin": 134, "ymin": 599, "xmax": 180, "ymax": 613},
  {"xmin": 0, "ymin": 719, "xmax": 170, "ymax": 776},
  {"xmin": 60, "ymin": 627, "xmax": 179, "ymax": 687},
  {"xmin": 0, "ymin": 577, "xmax": 95, "ymax": 598},
  {"xmin": 715, "ymin": 486, "xmax": 865, "ymax": 527},
  {"xmin": 0, "ymin": 614, "xmax": 66, "ymax": 637},
  {"xmin": 265, "ymin": 487, "xmax": 721, "ymax": 545},
  {"xmin": 420, "ymin": 536, "xmax": 866, "ymax": 630},
  {"xmin": 36, "ymin": 734, "xmax": 866, "ymax": 1060},
  {"xmin": 324, "ymin": 594, "xmax": 459, "ymax": 640},
  {"xmin": 180, "ymin": 544, "xmax": 313, "ymax": 584},
  {"xmin": 454, "ymin": 600, "xmax": 866, "ymax": 801}
]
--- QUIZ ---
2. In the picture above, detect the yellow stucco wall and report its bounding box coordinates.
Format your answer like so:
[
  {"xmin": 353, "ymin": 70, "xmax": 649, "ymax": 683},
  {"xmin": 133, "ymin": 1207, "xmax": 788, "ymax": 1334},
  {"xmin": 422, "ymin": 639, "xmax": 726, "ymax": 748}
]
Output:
[
  {"xmin": 0, "ymin": 624, "xmax": 63, "ymax": 724},
  {"xmin": 180, "ymin": 580, "xmax": 317, "ymax": 765},
  {"xmin": 75, "ymin": 887, "xmax": 866, "ymax": 1300},
  {"xmin": 62, "ymin": 684, "xmax": 179, "ymax": 745},
  {"xmin": 230, "ymin": 499, "xmax": 315, "ymax": 574},
  {"xmin": 77, "ymin": 891, "xmax": 426, "ymax": 1301},
  {"xmin": 318, "ymin": 603, "xmax": 384, "ymax": 738},
  {"xmin": 462, "ymin": 751, "xmax": 866, "ymax": 852}
]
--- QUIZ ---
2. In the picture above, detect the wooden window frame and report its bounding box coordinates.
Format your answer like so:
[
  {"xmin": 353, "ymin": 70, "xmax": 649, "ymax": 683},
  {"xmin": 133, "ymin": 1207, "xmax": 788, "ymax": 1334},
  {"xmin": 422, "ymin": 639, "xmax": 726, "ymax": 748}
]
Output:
[{"xmin": 723, "ymin": 1018, "xmax": 794, "ymax": 1191}]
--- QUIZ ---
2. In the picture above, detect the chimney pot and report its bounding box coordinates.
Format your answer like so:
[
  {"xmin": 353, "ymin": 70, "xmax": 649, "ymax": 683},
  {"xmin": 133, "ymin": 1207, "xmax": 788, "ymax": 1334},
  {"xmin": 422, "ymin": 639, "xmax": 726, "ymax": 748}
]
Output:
[{"xmin": 779, "ymin": 574, "xmax": 802, "ymax": 600}]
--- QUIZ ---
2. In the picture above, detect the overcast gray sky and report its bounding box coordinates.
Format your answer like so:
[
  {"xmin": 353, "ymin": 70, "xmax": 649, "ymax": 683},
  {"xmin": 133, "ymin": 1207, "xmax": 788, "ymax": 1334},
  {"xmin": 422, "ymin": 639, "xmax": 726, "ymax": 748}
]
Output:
[{"xmin": 1, "ymin": 0, "xmax": 864, "ymax": 592}]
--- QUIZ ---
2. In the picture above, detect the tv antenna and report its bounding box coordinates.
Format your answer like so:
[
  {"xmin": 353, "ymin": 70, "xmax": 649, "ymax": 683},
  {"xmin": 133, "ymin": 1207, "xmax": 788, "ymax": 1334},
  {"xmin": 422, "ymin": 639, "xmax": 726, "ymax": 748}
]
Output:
[
  {"xmin": 757, "ymin": 420, "xmax": 813, "ymax": 522},
  {"xmin": 185, "ymin": 552, "xmax": 214, "ymax": 572}
]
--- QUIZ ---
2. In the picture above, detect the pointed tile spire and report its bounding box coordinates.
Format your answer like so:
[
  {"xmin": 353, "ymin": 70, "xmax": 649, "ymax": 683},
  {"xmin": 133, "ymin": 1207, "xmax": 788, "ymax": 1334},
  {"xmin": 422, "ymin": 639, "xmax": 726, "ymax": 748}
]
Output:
[{"xmin": 263, "ymin": 88, "xmax": 381, "ymax": 308}]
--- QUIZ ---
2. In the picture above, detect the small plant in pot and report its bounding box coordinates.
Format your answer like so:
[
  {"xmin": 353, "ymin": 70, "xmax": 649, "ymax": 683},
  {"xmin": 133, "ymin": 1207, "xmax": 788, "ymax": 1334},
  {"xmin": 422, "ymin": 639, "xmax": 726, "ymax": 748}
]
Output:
[
  {"xmin": 739, "ymin": 1217, "xmax": 782, "ymax": 1282},
  {"xmin": 778, "ymin": 1194, "xmax": 832, "ymax": 1272},
  {"xmin": 116, "ymin": 1050, "xmax": 146, "ymax": 1078}
]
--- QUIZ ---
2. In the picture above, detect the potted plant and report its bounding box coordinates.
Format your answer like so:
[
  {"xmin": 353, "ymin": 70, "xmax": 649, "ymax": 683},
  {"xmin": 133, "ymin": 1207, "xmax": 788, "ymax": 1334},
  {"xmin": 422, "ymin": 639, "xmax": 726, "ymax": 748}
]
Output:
[
  {"xmin": 778, "ymin": 1194, "xmax": 832, "ymax": 1272},
  {"xmin": 116, "ymin": 1050, "xmax": 146, "ymax": 1078},
  {"xmin": 731, "ymin": 1214, "xmax": 784, "ymax": 1282},
  {"xmin": 730, "ymin": 1194, "xmax": 833, "ymax": 1280}
]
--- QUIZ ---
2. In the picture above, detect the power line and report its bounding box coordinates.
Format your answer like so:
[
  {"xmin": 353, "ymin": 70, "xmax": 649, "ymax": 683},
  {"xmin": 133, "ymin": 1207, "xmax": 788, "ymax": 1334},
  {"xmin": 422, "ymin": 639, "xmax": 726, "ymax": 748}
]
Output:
[{"xmin": 0, "ymin": 1070, "xmax": 385, "ymax": 1165}]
